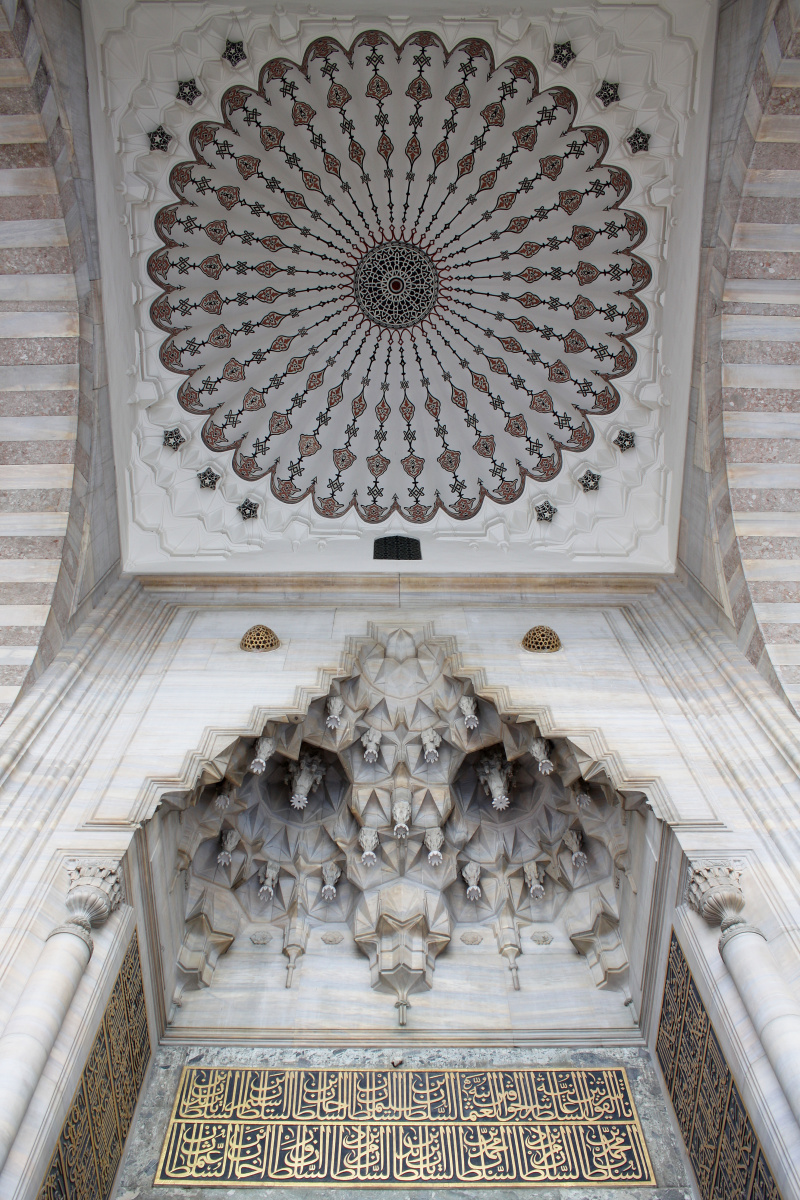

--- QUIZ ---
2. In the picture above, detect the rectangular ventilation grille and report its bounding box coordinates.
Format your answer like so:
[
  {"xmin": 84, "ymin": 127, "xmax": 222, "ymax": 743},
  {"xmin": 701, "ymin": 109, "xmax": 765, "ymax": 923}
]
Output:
[{"xmin": 373, "ymin": 536, "xmax": 422, "ymax": 561}]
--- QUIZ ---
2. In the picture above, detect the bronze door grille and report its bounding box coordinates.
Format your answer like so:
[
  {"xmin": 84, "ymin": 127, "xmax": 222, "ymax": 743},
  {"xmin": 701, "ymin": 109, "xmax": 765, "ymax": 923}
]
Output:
[
  {"xmin": 656, "ymin": 931, "xmax": 782, "ymax": 1200},
  {"xmin": 155, "ymin": 1066, "xmax": 655, "ymax": 1187}
]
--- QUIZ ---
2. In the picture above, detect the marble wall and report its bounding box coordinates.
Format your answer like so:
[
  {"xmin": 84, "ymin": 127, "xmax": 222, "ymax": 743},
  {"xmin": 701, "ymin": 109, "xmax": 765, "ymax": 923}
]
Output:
[
  {"xmin": 0, "ymin": 0, "xmax": 122, "ymax": 723},
  {"xmin": 0, "ymin": 575, "xmax": 797, "ymax": 1197},
  {"xmin": 679, "ymin": 0, "xmax": 800, "ymax": 719}
]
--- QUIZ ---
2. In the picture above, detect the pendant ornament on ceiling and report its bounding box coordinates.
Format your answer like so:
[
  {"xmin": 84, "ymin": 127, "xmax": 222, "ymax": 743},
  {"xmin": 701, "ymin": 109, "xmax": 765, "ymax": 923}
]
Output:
[{"xmin": 149, "ymin": 31, "xmax": 650, "ymax": 524}]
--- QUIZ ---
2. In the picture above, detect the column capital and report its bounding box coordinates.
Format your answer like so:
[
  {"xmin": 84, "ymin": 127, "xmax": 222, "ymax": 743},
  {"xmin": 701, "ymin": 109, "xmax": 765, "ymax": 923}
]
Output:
[
  {"xmin": 687, "ymin": 860, "xmax": 744, "ymax": 926},
  {"xmin": 64, "ymin": 858, "xmax": 123, "ymax": 928}
]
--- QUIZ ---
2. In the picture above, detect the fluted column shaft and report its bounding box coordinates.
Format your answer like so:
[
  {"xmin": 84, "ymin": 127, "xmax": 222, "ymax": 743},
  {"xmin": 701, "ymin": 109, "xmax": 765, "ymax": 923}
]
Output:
[{"xmin": 0, "ymin": 923, "xmax": 92, "ymax": 1172}]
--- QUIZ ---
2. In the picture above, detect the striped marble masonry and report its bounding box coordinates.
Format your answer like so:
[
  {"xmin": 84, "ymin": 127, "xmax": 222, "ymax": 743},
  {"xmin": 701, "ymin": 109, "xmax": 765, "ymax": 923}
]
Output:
[
  {"xmin": 0, "ymin": 0, "xmax": 78, "ymax": 722},
  {"xmin": 723, "ymin": 0, "xmax": 800, "ymax": 713}
]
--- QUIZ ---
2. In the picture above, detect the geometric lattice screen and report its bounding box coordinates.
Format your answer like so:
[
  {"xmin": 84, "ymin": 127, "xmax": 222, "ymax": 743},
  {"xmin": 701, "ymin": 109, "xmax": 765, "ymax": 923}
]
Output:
[{"xmin": 656, "ymin": 932, "xmax": 782, "ymax": 1200}]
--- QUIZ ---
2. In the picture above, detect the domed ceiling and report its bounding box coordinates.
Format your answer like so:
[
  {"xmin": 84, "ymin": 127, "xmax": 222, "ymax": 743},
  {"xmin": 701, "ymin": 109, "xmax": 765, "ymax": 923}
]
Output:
[
  {"xmin": 149, "ymin": 31, "xmax": 649, "ymax": 526},
  {"xmin": 89, "ymin": 2, "xmax": 711, "ymax": 571}
]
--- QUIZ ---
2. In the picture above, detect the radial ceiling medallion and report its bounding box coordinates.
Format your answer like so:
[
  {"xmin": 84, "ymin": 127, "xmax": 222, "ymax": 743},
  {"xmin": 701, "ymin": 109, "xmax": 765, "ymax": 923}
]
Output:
[{"xmin": 150, "ymin": 31, "xmax": 649, "ymax": 525}]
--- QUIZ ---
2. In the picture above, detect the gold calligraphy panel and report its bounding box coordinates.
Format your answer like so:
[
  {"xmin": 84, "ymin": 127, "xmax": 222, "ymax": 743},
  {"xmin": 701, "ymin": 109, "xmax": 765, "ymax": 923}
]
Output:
[
  {"xmin": 656, "ymin": 931, "xmax": 783, "ymax": 1200},
  {"xmin": 154, "ymin": 1067, "xmax": 654, "ymax": 1187},
  {"xmin": 37, "ymin": 934, "xmax": 151, "ymax": 1200}
]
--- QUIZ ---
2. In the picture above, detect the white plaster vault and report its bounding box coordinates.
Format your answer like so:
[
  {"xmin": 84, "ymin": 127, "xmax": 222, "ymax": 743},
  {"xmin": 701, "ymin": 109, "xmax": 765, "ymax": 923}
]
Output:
[{"xmin": 84, "ymin": 0, "xmax": 715, "ymax": 573}]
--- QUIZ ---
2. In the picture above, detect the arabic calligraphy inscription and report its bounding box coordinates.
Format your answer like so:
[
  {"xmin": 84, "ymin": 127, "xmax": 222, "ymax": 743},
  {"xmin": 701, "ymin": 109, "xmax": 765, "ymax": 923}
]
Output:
[{"xmin": 155, "ymin": 1067, "xmax": 654, "ymax": 1187}]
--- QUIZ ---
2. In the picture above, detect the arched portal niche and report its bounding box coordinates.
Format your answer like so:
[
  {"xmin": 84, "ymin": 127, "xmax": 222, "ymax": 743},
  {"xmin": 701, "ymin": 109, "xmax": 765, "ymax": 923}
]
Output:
[{"xmin": 141, "ymin": 627, "xmax": 661, "ymax": 1040}]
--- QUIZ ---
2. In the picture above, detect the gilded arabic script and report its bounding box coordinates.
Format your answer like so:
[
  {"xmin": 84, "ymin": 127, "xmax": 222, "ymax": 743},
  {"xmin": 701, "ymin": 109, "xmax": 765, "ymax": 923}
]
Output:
[{"xmin": 156, "ymin": 1067, "xmax": 654, "ymax": 1187}]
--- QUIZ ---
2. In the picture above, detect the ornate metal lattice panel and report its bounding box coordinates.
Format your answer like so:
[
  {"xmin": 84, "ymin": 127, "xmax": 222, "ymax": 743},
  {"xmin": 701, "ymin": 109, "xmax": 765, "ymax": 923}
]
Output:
[
  {"xmin": 656, "ymin": 932, "xmax": 782, "ymax": 1200},
  {"xmin": 155, "ymin": 1065, "xmax": 654, "ymax": 1186},
  {"xmin": 150, "ymin": 31, "xmax": 650, "ymax": 525},
  {"xmin": 37, "ymin": 934, "xmax": 151, "ymax": 1200}
]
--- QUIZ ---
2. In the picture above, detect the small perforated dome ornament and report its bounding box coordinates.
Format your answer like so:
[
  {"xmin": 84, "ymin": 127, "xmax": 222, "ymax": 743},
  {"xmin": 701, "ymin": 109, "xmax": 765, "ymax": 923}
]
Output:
[
  {"xmin": 240, "ymin": 624, "xmax": 280, "ymax": 651},
  {"xmin": 521, "ymin": 626, "xmax": 562, "ymax": 652},
  {"xmin": 150, "ymin": 31, "xmax": 649, "ymax": 525}
]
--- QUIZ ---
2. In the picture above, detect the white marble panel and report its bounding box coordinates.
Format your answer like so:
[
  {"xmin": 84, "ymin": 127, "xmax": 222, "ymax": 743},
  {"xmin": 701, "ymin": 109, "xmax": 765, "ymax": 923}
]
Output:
[
  {"xmin": 765, "ymin": 645, "xmax": 800, "ymax": 665},
  {"xmin": 0, "ymin": 169, "xmax": 56, "ymax": 197},
  {"xmin": 0, "ymin": 417, "xmax": 76, "ymax": 442},
  {"xmin": 733, "ymin": 511, "xmax": 800, "ymax": 534},
  {"xmin": 722, "ymin": 316, "xmax": 800, "ymax": 342},
  {"xmin": 756, "ymin": 114, "xmax": 800, "ymax": 141},
  {"xmin": 742, "ymin": 558, "xmax": 800, "ymax": 580},
  {"xmin": 0, "ymin": 561, "xmax": 58, "ymax": 583},
  {"xmin": 0, "ymin": 465, "xmax": 73, "ymax": 490},
  {"xmin": 724, "ymin": 412, "xmax": 800, "ymax": 436},
  {"xmin": 0, "ymin": 513, "xmax": 67, "ymax": 536},
  {"xmin": 0, "ymin": 606, "xmax": 50, "ymax": 628},
  {"xmin": 0, "ymin": 221, "xmax": 67, "ymax": 250},
  {"xmin": 744, "ymin": 85, "xmax": 764, "ymax": 138},
  {"xmin": 775, "ymin": 57, "xmax": 800, "ymax": 86},
  {"xmin": 0, "ymin": 276, "xmax": 75, "ymax": 302},
  {"xmin": 0, "ymin": 116, "xmax": 44, "ymax": 144},
  {"xmin": 754, "ymin": 602, "xmax": 800, "ymax": 622},
  {"xmin": 0, "ymin": 366, "xmax": 77, "ymax": 391},
  {"xmin": 742, "ymin": 169, "xmax": 800, "ymax": 197},
  {"xmin": 723, "ymin": 363, "xmax": 800, "ymax": 388},
  {"xmin": 0, "ymin": 648, "xmax": 37, "ymax": 667},
  {"xmin": 731, "ymin": 223, "xmax": 800, "ymax": 251},
  {"xmin": 727, "ymin": 463, "xmax": 800, "ymax": 487},
  {"xmin": 724, "ymin": 277, "xmax": 800, "ymax": 303},
  {"xmin": 0, "ymin": 61, "xmax": 27, "ymax": 88},
  {"xmin": 0, "ymin": 314, "xmax": 77, "ymax": 340},
  {"xmin": 0, "ymin": 646, "xmax": 37, "ymax": 665},
  {"xmin": 170, "ymin": 925, "xmax": 634, "ymax": 1042}
]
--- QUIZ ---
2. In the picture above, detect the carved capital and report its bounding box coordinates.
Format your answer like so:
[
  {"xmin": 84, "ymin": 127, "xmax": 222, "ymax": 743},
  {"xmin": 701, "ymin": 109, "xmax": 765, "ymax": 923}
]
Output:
[
  {"xmin": 65, "ymin": 858, "xmax": 123, "ymax": 928},
  {"xmin": 687, "ymin": 862, "xmax": 745, "ymax": 927}
]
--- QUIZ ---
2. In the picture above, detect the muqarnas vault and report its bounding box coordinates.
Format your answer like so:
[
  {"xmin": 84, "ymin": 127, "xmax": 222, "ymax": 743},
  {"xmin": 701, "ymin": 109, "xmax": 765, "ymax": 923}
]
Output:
[{"xmin": 164, "ymin": 629, "xmax": 642, "ymax": 1026}]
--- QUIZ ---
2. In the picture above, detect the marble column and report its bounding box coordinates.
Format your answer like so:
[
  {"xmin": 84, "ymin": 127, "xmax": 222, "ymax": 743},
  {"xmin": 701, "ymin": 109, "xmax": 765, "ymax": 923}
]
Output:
[
  {"xmin": 689, "ymin": 863, "xmax": 800, "ymax": 1128},
  {"xmin": 0, "ymin": 860, "xmax": 121, "ymax": 1174}
]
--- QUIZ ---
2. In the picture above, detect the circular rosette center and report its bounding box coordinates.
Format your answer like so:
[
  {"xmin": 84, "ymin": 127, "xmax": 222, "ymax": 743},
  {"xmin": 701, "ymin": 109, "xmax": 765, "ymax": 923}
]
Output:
[{"xmin": 353, "ymin": 241, "xmax": 439, "ymax": 330}]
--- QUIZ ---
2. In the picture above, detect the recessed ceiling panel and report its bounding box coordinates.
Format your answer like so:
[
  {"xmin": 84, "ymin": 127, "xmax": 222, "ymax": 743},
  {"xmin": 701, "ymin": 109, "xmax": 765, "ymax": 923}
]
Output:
[
  {"xmin": 86, "ymin": 2, "xmax": 714, "ymax": 572},
  {"xmin": 149, "ymin": 32, "xmax": 648, "ymax": 527}
]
